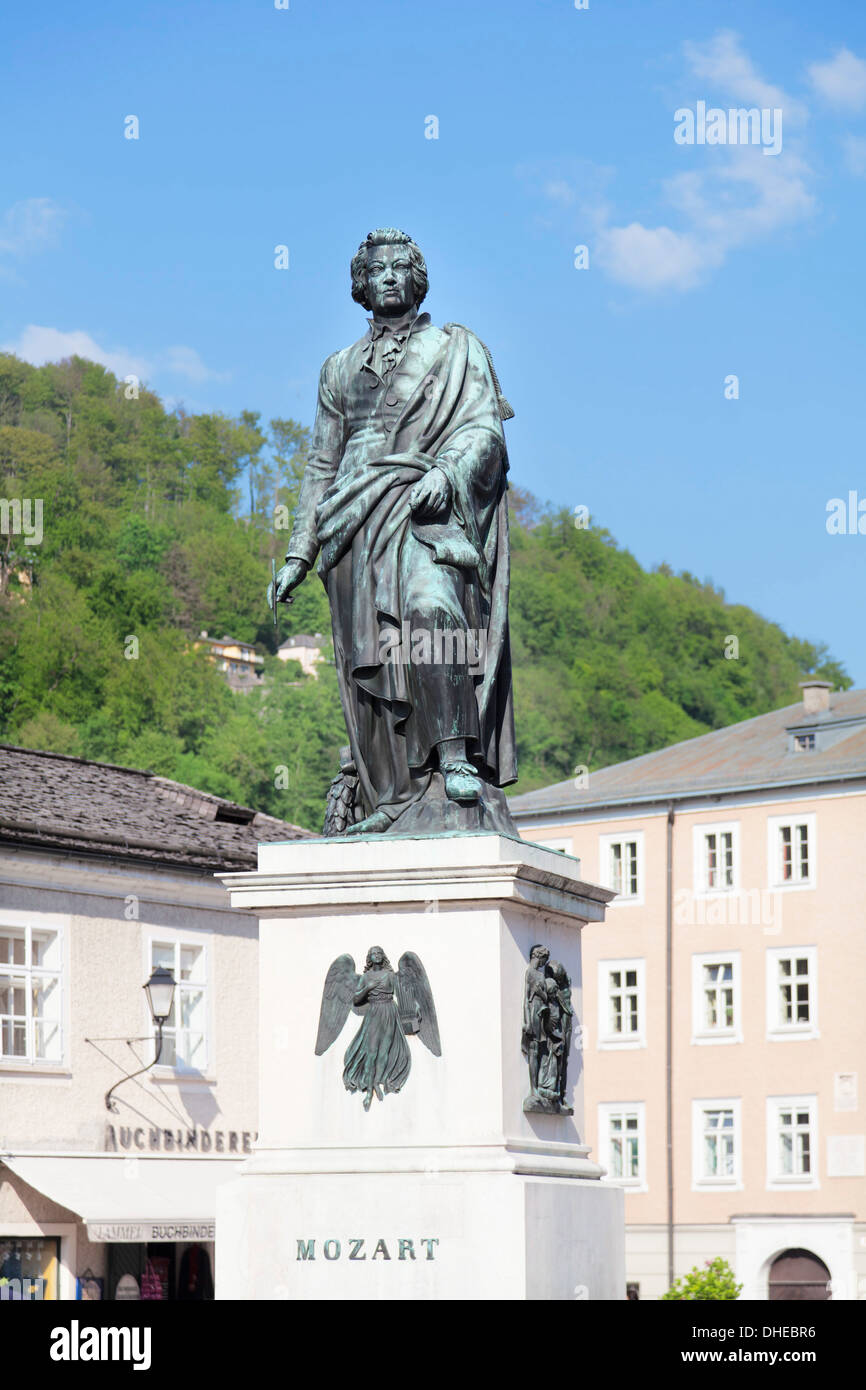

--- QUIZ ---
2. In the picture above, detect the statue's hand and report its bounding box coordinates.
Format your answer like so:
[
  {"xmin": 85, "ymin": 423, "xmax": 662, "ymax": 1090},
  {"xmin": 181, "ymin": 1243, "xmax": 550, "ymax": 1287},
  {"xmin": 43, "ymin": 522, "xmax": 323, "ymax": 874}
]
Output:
[
  {"xmin": 409, "ymin": 467, "xmax": 452, "ymax": 519},
  {"xmin": 268, "ymin": 558, "xmax": 309, "ymax": 609}
]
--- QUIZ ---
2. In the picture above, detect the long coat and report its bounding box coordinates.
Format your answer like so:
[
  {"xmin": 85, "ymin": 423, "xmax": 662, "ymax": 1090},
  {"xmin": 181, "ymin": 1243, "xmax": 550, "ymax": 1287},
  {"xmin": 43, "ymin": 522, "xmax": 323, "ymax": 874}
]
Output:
[{"xmin": 286, "ymin": 316, "xmax": 517, "ymax": 830}]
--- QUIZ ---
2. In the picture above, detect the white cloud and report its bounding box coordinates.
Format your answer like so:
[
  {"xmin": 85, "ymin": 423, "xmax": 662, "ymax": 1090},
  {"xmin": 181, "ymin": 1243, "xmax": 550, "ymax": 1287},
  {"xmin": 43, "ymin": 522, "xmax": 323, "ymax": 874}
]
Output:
[
  {"xmin": 595, "ymin": 224, "xmax": 712, "ymax": 291},
  {"xmin": 843, "ymin": 134, "xmax": 866, "ymax": 176},
  {"xmin": 163, "ymin": 344, "xmax": 229, "ymax": 383},
  {"xmin": 516, "ymin": 159, "xmax": 612, "ymax": 228},
  {"xmin": 589, "ymin": 32, "xmax": 815, "ymax": 291},
  {"xmin": 0, "ymin": 198, "xmax": 67, "ymax": 257},
  {"xmin": 594, "ymin": 148, "xmax": 814, "ymax": 292},
  {"xmin": 667, "ymin": 148, "xmax": 814, "ymax": 240},
  {"xmin": 542, "ymin": 180, "xmax": 578, "ymax": 207},
  {"xmin": 2, "ymin": 325, "xmax": 228, "ymax": 388},
  {"xmin": 1, "ymin": 325, "xmax": 150, "ymax": 381},
  {"xmin": 0, "ymin": 197, "xmax": 229, "ymax": 387},
  {"xmin": 808, "ymin": 48, "xmax": 866, "ymax": 111},
  {"xmin": 684, "ymin": 30, "xmax": 807, "ymax": 124}
]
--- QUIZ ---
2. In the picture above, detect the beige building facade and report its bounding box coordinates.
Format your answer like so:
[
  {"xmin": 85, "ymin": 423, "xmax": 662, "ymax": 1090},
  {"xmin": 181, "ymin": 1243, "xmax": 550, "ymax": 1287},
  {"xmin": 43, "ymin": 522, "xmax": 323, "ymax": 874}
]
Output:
[
  {"xmin": 277, "ymin": 633, "xmax": 326, "ymax": 678},
  {"xmin": 195, "ymin": 632, "xmax": 265, "ymax": 690},
  {"xmin": 511, "ymin": 682, "xmax": 866, "ymax": 1300}
]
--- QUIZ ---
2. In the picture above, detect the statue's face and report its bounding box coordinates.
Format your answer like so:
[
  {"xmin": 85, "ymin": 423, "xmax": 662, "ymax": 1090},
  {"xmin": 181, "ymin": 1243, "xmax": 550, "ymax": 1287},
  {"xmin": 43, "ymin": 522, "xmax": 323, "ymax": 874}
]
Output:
[
  {"xmin": 365, "ymin": 243, "xmax": 416, "ymax": 318},
  {"xmin": 368, "ymin": 947, "xmax": 385, "ymax": 968}
]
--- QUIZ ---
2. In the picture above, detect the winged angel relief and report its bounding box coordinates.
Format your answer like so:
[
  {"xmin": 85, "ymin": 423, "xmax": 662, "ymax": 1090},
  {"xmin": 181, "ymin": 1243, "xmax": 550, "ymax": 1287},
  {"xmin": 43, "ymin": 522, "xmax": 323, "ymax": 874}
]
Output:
[{"xmin": 315, "ymin": 946, "xmax": 441, "ymax": 1109}]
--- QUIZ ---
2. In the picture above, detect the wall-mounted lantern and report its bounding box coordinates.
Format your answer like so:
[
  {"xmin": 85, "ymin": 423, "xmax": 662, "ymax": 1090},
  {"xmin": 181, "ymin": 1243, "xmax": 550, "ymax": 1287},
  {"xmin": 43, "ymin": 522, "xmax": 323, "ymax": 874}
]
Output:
[{"xmin": 104, "ymin": 966, "xmax": 176, "ymax": 1113}]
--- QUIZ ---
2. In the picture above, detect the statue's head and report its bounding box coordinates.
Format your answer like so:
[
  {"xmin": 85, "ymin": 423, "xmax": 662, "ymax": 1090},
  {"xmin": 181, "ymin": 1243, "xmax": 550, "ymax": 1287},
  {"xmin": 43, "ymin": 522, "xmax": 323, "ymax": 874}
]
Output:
[
  {"xmin": 365, "ymin": 945, "xmax": 389, "ymax": 971},
  {"xmin": 530, "ymin": 944, "xmax": 550, "ymax": 968},
  {"xmin": 549, "ymin": 960, "xmax": 569, "ymax": 988},
  {"xmin": 351, "ymin": 228, "xmax": 428, "ymax": 317}
]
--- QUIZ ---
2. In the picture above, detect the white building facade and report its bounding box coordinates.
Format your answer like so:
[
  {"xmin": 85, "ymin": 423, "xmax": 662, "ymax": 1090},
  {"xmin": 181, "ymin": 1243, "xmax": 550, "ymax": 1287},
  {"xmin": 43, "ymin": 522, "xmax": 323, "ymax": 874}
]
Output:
[{"xmin": 0, "ymin": 744, "xmax": 307, "ymax": 1301}]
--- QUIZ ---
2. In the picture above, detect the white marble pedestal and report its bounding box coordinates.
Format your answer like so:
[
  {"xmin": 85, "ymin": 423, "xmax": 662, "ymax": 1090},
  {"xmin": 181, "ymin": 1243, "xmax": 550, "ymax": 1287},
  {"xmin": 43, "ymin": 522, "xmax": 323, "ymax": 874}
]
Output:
[{"xmin": 216, "ymin": 832, "xmax": 625, "ymax": 1300}]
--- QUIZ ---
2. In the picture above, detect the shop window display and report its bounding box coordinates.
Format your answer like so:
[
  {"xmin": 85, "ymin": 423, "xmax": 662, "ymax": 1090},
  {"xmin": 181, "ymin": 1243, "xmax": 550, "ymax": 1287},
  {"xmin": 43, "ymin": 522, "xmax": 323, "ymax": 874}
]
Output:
[{"xmin": 0, "ymin": 1235, "xmax": 60, "ymax": 1299}]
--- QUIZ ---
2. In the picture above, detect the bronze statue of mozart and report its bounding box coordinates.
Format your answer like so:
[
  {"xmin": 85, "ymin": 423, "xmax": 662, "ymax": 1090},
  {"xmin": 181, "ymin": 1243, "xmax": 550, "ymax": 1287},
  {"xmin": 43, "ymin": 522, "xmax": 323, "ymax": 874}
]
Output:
[{"xmin": 269, "ymin": 228, "xmax": 518, "ymax": 836}]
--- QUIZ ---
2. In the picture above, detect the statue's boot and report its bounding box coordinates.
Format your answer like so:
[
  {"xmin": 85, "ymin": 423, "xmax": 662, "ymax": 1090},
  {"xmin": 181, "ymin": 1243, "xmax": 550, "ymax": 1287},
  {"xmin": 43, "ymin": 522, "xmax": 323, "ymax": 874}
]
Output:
[
  {"xmin": 344, "ymin": 810, "xmax": 392, "ymax": 837},
  {"xmin": 441, "ymin": 760, "xmax": 483, "ymax": 804}
]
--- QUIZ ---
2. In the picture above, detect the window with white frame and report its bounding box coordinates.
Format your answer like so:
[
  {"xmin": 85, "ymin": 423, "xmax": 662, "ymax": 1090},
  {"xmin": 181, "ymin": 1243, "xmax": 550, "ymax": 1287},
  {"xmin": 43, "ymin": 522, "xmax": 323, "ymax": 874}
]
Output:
[
  {"xmin": 599, "ymin": 832, "xmax": 643, "ymax": 902},
  {"xmin": 0, "ymin": 924, "xmax": 63, "ymax": 1064},
  {"xmin": 694, "ymin": 823, "xmax": 738, "ymax": 893},
  {"xmin": 768, "ymin": 814, "xmax": 815, "ymax": 888},
  {"xmin": 150, "ymin": 940, "xmax": 208, "ymax": 1071},
  {"xmin": 598, "ymin": 959, "xmax": 645, "ymax": 1046},
  {"xmin": 693, "ymin": 1099, "xmax": 741, "ymax": 1186},
  {"xmin": 766, "ymin": 947, "xmax": 818, "ymax": 1039},
  {"xmin": 598, "ymin": 1103, "xmax": 646, "ymax": 1186},
  {"xmin": 767, "ymin": 1096, "xmax": 818, "ymax": 1187},
  {"xmin": 692, "ymin": 952, "xmax": 741, "ymax": 1043}
]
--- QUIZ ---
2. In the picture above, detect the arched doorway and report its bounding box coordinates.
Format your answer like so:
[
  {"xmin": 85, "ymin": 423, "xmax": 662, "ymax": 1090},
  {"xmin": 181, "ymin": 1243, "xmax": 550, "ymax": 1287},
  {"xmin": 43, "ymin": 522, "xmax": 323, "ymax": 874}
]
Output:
[{"xmin": 768, "ymin": 1249, "xmax": 831, "ymax": 1301}]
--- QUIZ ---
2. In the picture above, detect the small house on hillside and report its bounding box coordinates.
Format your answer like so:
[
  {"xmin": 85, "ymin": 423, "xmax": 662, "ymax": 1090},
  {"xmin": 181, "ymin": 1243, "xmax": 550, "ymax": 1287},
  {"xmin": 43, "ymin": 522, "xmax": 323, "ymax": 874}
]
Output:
[
  {"xmin": 196, "ymin": 633, "xmax": 264, "ymax": 691},
  {"xmin": 276, "ymin": 634, "xmax": 326, "ymax": 679}
]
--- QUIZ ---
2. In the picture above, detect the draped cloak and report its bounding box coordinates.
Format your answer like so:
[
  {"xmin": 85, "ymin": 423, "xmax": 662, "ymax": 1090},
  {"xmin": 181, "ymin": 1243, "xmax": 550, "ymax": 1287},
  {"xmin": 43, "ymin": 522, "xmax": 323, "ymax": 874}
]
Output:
[
  {"xmin": 342, "ymin": 972, "xmax": 410, "ymax": 1098},
  {"xmin": 286, "ymin": 318, "xmax": 517, "ymax": 832}
]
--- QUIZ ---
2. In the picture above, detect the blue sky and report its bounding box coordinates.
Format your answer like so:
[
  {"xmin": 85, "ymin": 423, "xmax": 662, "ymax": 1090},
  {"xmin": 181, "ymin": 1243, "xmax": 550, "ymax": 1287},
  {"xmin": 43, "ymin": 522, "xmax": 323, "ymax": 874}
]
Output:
[{"xmin": 2, "ymin": 0, "xmax": 865, "ymax": 682}]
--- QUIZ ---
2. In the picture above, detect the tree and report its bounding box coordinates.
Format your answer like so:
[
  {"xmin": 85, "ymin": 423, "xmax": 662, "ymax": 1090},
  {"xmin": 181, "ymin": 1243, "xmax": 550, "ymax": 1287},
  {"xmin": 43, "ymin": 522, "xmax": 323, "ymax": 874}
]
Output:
[
  {"xmin": 0, "ymin": 354, "xmax": 35, "ymax": 427},
  {"xmin": 0, "ymin": 354, "xmax": 853, "ymax": 832},
  {"xmin": 661, "ymin": 1258, "xmax": 743, "ymax": 1300},
  {"xmin": 268, "ymin": 417, "xmax": 310, "ymax": 519},
  {"xmin": 180, "ymin": 412, "xmax": 248, "ymax": 511}
]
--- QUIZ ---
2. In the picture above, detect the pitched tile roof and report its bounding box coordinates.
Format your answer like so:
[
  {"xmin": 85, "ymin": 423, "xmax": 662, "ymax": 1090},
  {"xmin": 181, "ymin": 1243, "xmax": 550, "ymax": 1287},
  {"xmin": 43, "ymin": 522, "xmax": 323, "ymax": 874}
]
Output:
[
  {"xmin": 278, "ymin": 634, "xmax": 325, "ymax": 650},
  {"xmin": 510, "ymin": 689, "xmax": 866, "ymax": 818},
  {"xmin": 0, "ymin": 744, "xmax": 310, "ymax": 869}
]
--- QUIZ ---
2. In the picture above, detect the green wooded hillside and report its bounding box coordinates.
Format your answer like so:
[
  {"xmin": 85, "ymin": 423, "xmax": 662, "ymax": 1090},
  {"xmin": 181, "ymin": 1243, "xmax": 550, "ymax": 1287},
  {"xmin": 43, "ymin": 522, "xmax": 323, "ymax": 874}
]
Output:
[{"xmin": 0, "ymin": 353, "xmax": 849, "ymax": 829}]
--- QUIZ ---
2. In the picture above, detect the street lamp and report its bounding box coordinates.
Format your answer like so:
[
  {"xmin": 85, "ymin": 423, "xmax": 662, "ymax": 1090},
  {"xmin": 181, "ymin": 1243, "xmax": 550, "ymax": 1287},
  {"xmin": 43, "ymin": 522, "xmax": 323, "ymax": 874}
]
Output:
[
  {"xmin": 104, "ymin": 966, "xmax": 176, "ymax": 1113},
  {"xmin": 143, "ymin": 966, "xmax": 176, "ymax": 1058}
]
